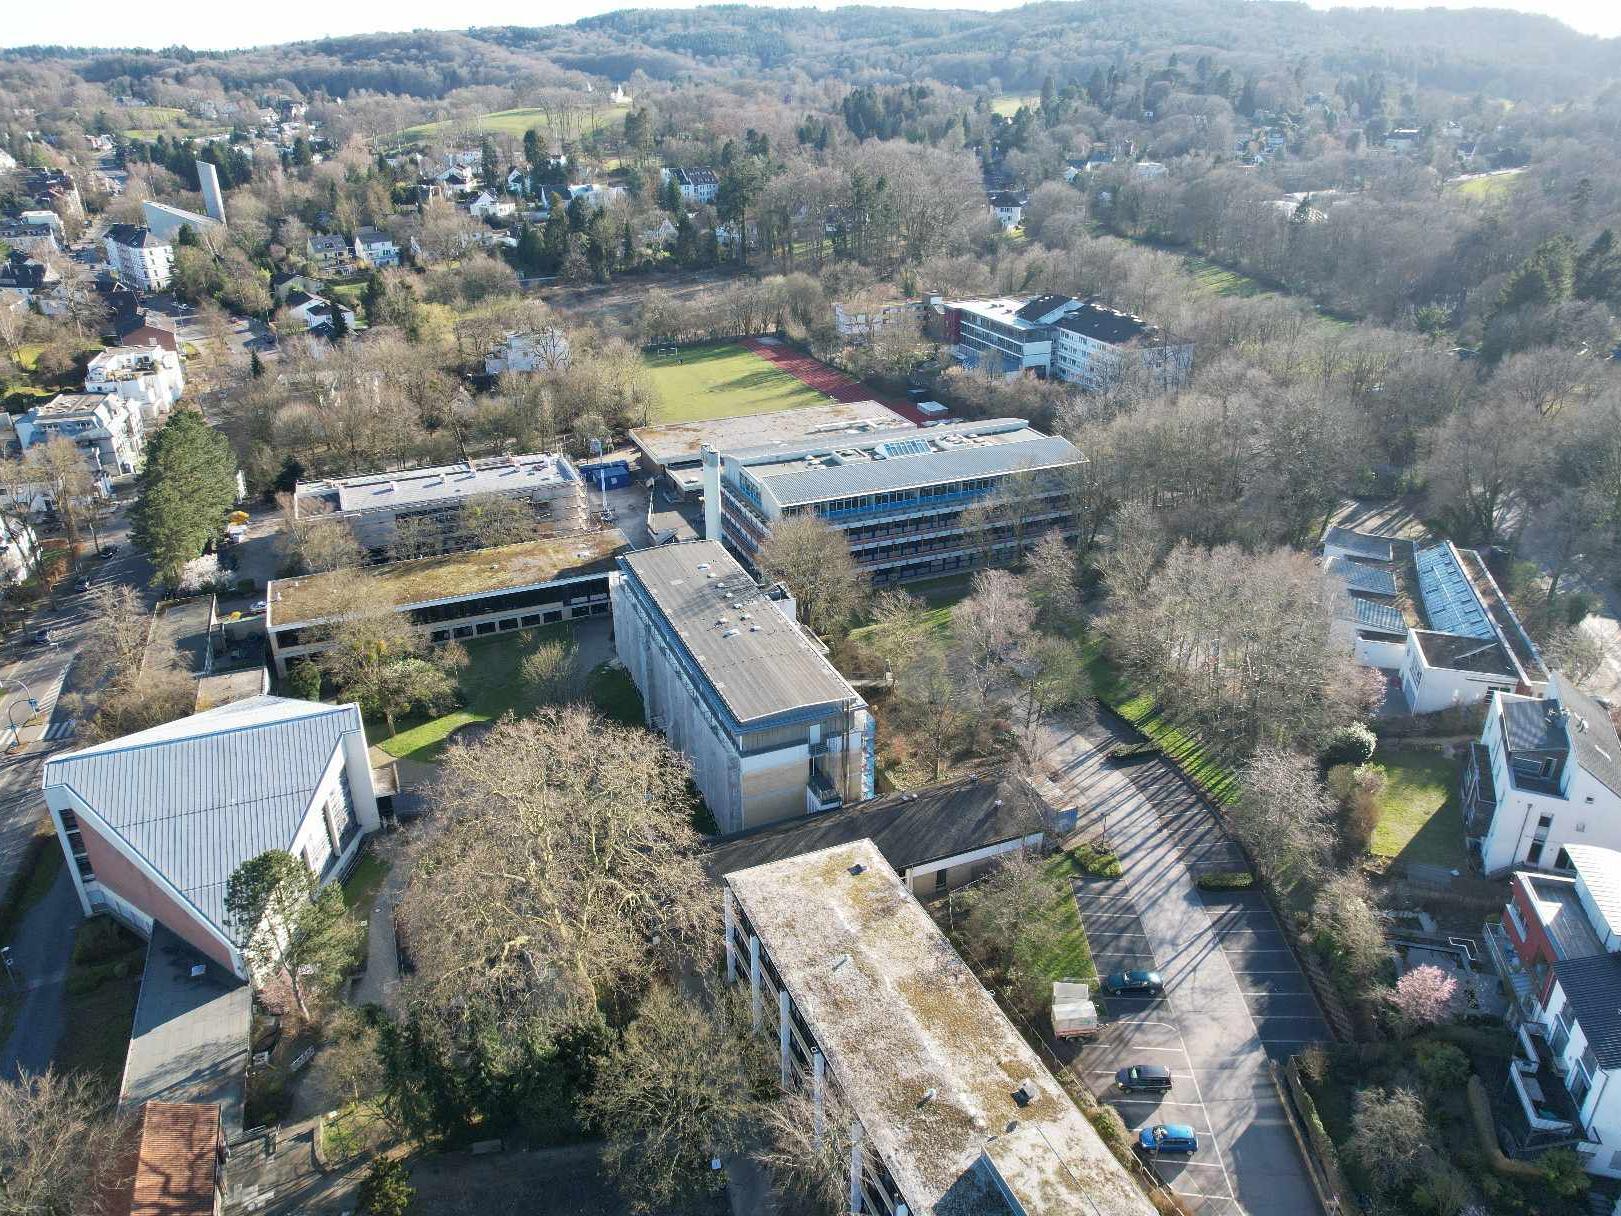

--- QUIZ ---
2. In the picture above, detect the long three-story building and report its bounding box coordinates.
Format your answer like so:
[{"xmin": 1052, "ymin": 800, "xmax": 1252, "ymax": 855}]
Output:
[{"xmin": 700, "ymin": 417, "xmax": 1087, "ymax": 587}]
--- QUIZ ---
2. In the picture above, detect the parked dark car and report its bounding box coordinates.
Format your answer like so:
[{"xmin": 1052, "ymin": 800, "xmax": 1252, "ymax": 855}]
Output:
[
  {"xmin": 73, "ymin": 575, "xmax": 91, "ymax": 592},
  {"xmin": 1102, "ymin": 969, "xmax": 1165, "ymax": 997},
  {"xmin": 97, "ymin": 545, "xmax": 117, "ymax": 559},
  {"xmin": 1116, "ymin": 1064, "xmax": 1173, "ymax": 1092},
  {"xmin": 29, "ymin": 629, "xmax": 53, "ymax": 646}
]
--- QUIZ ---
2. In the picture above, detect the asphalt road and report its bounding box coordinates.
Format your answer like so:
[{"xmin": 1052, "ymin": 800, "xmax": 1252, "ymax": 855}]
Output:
[
  {"xmin": 0, "ymin": 508, "xmax": 153, "ymax": 1077},
  {"xmin": 1041, "ymin": 713, "xmax": 1328, "ymax": 1216}
]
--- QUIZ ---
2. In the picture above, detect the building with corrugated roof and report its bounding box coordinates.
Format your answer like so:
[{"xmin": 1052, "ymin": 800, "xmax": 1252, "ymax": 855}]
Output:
[
  {"xmin": 611, "ymin": 540, "xmax": 872, "ymax": 834},
  {"xmin": 41, "ymin": 696, "xmax": 380, "ymax": 980},
  {"xmin": 702, "ymin": 416, "xmax": 1087, "ymax": 587}
]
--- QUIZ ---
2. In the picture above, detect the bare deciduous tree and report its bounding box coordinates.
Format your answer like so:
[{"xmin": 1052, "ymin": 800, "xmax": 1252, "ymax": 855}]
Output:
[
  {"xmin": 0, "ymin": 1069, "xmax": 133, "ymax": 1216},
  {"xmin": 756, "ymin": 515, "xmax": 867, "ymax": 638}
]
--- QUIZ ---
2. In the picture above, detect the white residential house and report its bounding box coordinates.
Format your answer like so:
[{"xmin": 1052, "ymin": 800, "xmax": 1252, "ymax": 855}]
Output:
[
  {"xmin": 83, "ymin": 344, "xmax": 185, "ymax": 421},
  {"xmin": 1385, "ymin": 128, "xmax": 1422, "ymax": 151},
  {"xmin": 661, "ymin": 166, "xmax": 719, "ymax": 205},
  {"xmin": 0, "ymin": 221, "xmax": 58, "ymax": 257},
  {"xmin": 41, "ymin": 697, "xmax": 380, "ymax": 982},
  {"xmin": 352, "ymin": 226, "xmax": 398, "ymax": 268},
  {"xmin": 1132, "ymin": 161, "xmax": 1169, "ymax": 179},
  {"xmin": 833, "ymin": 298, "xmax": 924, "ymax": 342},
  {"xmin": 485, "ymin": 329, "xmax": 571, "ymax": 375},
  {"xmin": 1484, "ymin": 845, "xmax": 1621, "ymax": 1175},
  {"xmin": 15, "ymin": 392, "xmax": 146, "ymax": 483},
  {"xmin": 467, "ymin": 191, "xmax": 516, "ymax": 220},
  {"xmin": 281, "ymin": 290, "xmax": 355, "ymax": 335},
  {"xmin": 990, "ymin": 191, "xmax": 1025, "ymax": 230},
  {"xmin": 638, "ymin": 217, "xmax": 678, "ymax": 249},
  {"xmin": 103, "ymin": 224, "xmax": 174, "ymax": 293},
  {"xmin": 1464, "ymin": 675, "xmax": 1621, "ymax": 876},
  {"xmin": 305, "ymin": 233, "xmax": 350, "ymax": 273}
]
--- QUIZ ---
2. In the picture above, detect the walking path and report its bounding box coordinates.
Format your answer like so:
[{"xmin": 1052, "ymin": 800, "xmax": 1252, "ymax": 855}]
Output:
[{"xmin": 1040, "ymin": 713, "xmax": 1324, "ymax": 1216}]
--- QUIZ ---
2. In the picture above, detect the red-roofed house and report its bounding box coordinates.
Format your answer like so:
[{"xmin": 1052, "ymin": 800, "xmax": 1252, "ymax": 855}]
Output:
[{"xmin": 114, "ymin": 1102, "xmax": 224, "ymax": 1216}]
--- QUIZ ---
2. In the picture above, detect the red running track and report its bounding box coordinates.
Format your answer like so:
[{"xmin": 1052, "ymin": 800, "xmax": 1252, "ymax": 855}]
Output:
[{"xmin": 741, "ymin": 337, "xmax": 937, "ymax": 426}]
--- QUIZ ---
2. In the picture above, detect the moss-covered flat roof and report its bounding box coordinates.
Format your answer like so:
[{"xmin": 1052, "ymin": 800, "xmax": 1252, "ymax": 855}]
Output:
[{"xmin": 267, "ymin": 528, "xmax": 627, "ymax": 628}]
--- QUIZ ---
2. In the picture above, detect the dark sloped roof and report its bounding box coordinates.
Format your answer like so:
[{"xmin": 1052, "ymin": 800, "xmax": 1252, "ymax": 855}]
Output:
[
  {"xmin": 105, "ymin": 223, "xmax": 164, "ymax": 249},
  {"xmin": 1554, "ymin": 953, "xmax": 1621, "ymax": 1068},
  {"xmin": 1053, "ymin": 302, "xmax": 1153, "ymax": 345},
  {"xmin": 707, "ymin": 772, "xmax": 1049, "ymax": 878},
  {"xmin": 1353, "ymin": 597, "xmax": 1405, "ymax": 635},
  {"xmin": 1503, "ymin": 697, "xmax": 1569, "ymax": 754},
  {"xmin": 1322, "ymin": 526, "xmax": 1394, "ymax": 562},
  {"xmin": 1561, "ymin": 680, "xmax": 1621, "ymax": 799},
  {"xmin": 1014, "ymin": 294, "xmax": 1071, "ymax": 323},
  {"xmin": 1326, "ymin": 555, "xmax": 1397, "ymax": 597}
]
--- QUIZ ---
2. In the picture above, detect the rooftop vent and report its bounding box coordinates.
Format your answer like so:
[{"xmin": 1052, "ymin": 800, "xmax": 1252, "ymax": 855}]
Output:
[
  {"xmin": 919, "ymin": 1088, "xmax": 938, "ymax": 1106},
  {"xmin": 1012, "ymin": 1078, "xmax": 1039, "ymax": 1107},
  {"xmin": 848, "ymin": 863, "xmax": 865, "ymax": 876},
  {"xmin": 721, "ymin": 629, "xmax": 740, "ymax": 639}
]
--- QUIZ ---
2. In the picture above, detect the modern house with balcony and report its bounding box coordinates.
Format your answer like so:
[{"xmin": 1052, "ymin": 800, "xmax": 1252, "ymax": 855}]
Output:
[
  {"xmin": 611, "ymin": 540, "xmax": 872, "ymax": 835},
  {"xmin": 1486, "ymin": 844, "xmax": 1621, "ymax": 1175},
  {"xmin": 700, "ymin": 417, "xmax": 1086, "ymax": 588},
  {"xmin": 14, "ymin": 391, "xmax": 146, "ymax": 484},
  {"xmin": 945, "ymin": 295, "xmax": 1076, "ymax": 378},
  {"xmin": 723, "ymin": 839, "xmax": 1156, "ymax": 1215},
  {"xmin": 1464, "ymin": 674, "xmax": 1621, "ymax": 876},
  {"xmin": 84, "ymin": 342, "xmax": 185, "ymax": 421},
  {"xmin": 41, "ymin": 696, "xmax": 381, "ymax": 982}
]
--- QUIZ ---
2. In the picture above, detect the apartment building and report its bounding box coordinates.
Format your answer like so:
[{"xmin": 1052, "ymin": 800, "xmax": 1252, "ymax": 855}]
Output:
[
  {"xmin": 266, "ymin": 529, "xmax": 625, "ymax": 674},
  {"xmin": 702, "ymin": 417, "xmax": 1087, "ymax": 587},
  {"xmin": 1051, "ymin": 301, "xmax": 1194, "ymax": 392},
  {"xmin": 723, "ymin": 839, "xmax": 1156, "ymax": 1215},
  {"xmin": 611, "ymin": 541, "xmax": 873, "ymax": 834},
  {"xmin": 293, "ymin": 452, "xmax": 586, "ymax": 561},
  {"xmin": 661, "ymin": 165, "xmax": 720, "ymax": 204},
  {"xmin": 103, "ymin": 224, "xmax": 175, "ymax": 293},
  {"xmin": 15, "ymin": 392, "xmax": 145, "ymax": 481},
  {"xmin": 1485, "ymin": 844, "xmax": 1621, "ymax": 1174},
  {"xmin": 140, "ymin": 200, "xmax": 223, "ymax": 246},
  {"xmin": 1464, "ymin": 674, "xmax": 1621, "ymax": 876},
  {"xmin": 41, "ymin": 696, "xmax": 380, "ymax": 981},
  {"xmin": 84, "ymin": 343, "xmax": 185, "ymax": 420},
  {"xmin": 946, "ymin": 293, "xmax": 1191, "ymax": 392}
]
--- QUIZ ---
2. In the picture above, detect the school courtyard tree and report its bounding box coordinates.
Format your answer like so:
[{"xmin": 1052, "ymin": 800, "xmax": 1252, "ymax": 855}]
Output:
[
  {"xmin": 130, "ymin": 410, "xmax": 239, "ymax": 589},
  {"xmin": 224, "ymin": 849, "xmax": 363, "ymax": 1019},
  {"xmin": 755, "ymin": 515, "xmax": 866, "ymax": 637}
]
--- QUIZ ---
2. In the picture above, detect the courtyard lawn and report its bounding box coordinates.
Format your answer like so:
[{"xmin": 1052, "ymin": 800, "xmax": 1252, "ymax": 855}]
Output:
[
  {"xmin": 1365, "ymin": 745, "xmax": 1465, "ymax": 872},
  {"xmin": 342, "ymin": 851, "xmax": 390, "ymax": 912},
  {"xmin": 374, "ymin": 626, "xmax": 570, "ymax": 763},
  {"xmin": 644, "ymin": 343, "xmax": 828, "ymax": 423},
  {"xmin": 1032, "ymin": 850, "xmax": 1099, "ymax": 982},
  {"xmin": 585, "ymin": 661, "xmax": 644, "ymax": 726},
  {"xmin": 1184, "ymin": 254, "xmax": 1269, "ymax": 299},
  {"xmin": 991, "ymin": 94, "xmax": 1040, "ymax": 117}
]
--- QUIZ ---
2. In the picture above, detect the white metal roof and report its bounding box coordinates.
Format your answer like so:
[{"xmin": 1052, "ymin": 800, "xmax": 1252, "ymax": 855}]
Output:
[
  {"xmin": 1564, "ymin": 844, "xmax": 1621, "ymax": 943},
  {"xmin": 43, "ymin": 696, "xmax": 362, "ymax": 942}
]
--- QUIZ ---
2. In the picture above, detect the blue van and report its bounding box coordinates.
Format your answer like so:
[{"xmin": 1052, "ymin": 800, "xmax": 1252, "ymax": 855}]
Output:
[{"xmin": 1138, "ymin": 1124, "xmax": 1199, "ymax": 1154}]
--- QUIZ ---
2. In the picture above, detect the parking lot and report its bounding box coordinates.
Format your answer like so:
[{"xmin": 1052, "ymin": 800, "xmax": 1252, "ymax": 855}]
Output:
[
  {"xmin": 1044, "ymin": 713, "xmax": 1330, "ymax": 1216},
  {"xmin": 1072, "ymin": 878, "xmax": 1242, "ymax": 1213}
]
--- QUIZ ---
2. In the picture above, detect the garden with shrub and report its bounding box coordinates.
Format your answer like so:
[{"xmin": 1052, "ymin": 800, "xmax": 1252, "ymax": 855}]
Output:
[{"xmin": 1297, "ymin": 1024, "xmax": 1590, "ymax": 1216}]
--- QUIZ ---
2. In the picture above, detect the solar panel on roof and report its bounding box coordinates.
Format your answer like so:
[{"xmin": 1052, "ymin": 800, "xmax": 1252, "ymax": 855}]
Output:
[
  {"xmin": 1354, "ymin": 597, "xmax": 1406, "ymax": 635},
  {"xmin": 1414, "ymin": 544, "xmax": 1494, "ymax": 639},
  {"xmin": 1326, "ymin": 557, "xmax": 1397, "ymax": 597}
]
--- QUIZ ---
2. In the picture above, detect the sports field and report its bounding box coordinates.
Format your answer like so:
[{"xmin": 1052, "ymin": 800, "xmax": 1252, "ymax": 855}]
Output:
[
  {"xmin": 398, "ymin": 103, "xmax": 627, "ymax": 142},
  {"xmin": 644, "ymin": 342, "xmax": 829, "ymax": 423}
]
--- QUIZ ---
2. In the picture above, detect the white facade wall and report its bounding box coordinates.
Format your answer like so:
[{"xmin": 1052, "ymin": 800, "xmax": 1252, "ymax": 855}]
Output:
[
  {"xmin": 1477, "ymin": 697, "xmax": 1621, "ymax": 876},
  {"xmin": 84, "ymin": 346, "xmax": 185, "ymax": 420},
  {"xmin": 1353, "ymin": 633, "xmax": 1407, "ymax": 670},
  {"xmin": 1400, "ymin": 632, "xmax": 1518, "ymax": 715},
  {"xmin": 1051, "ymin": 327, "xmax": 1194, "ymax": 393},
  {"xmin": 104, "ymin": 237, "xmax": 174, "ymax": 292}
]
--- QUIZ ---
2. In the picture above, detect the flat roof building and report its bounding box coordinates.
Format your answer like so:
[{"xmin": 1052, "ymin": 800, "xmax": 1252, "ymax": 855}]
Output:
[
  {"xmin": 267, "ymin": 528, "xmax": 626, "ymax": 673},
  {"xmin": 630, "ymin": 400, "xmax": 912, "ymax": 498},
  {"xmin": 612, "ymin": 540, "xmax": 872, "ymax": 834},
  {"xmin": 705, "ymin": 417, "xmax": 1087, "ymax": 587},
  {"xmin": 293, "ymin": 452, "xmax": 586, "ymax": 562},
  {"xmin": 724, "ymin": 839, "xmax": 1155, "ymax": 1216}
]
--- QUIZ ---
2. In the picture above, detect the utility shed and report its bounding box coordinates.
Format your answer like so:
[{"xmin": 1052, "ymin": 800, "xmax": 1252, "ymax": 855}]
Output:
[{"xmin": 725, "ymin": 840, "xmax": 1155, "ymax": 1216}]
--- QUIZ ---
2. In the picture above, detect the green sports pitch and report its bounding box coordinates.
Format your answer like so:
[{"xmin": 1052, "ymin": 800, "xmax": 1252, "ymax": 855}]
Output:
[{"xmin": 643, "ymin": 343, "xmax": 827, "ymax": 423}]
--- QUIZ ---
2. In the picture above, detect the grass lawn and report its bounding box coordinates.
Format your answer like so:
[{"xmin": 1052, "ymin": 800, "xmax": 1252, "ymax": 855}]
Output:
[
  {"xmin": 1446, "ymin": 169, "xmax": 1524, "ymax": 201},
  {"xmin": 1184, "ymin": 254, "xmax": 1269, "ymax": 299},
  {"xmin": 54, "ymin": 919, "xmax": 145, "ymax": 1089},
  {"xmin": 1365, "ymin": 745, "xmax": 1465, "ymax": 872},
  {"xmin": 586, "ymin": 661, "xmax": 644, "ymax": 726},
  {"xmin": 1081, "ymin": 637, "xmax": 1240, "ymax": 804},
  {"xmin": 991, "ymin": 94, "xmax": 1040, "ymax": 117},
  {"xmin": 399, "ymin": 103, "xmax": 627, "ymax": 142},
  {"xmin": 342, "ymin": 851, "xmax": 391, "ymax": 912},
  {"xmin": 374, "ymin": 627, "xmax": 569, "ymax": 762},
  {"xmin": 644, "ymin": 342, "xmax": 828, "ymax": 423},
  {"xmin": 1033, "ymin": 850, "xmax": 1099, "ymax": 982},
  {"xmin": 0, "ymin": 830, "xmax": 62, "ymax": 943}
]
